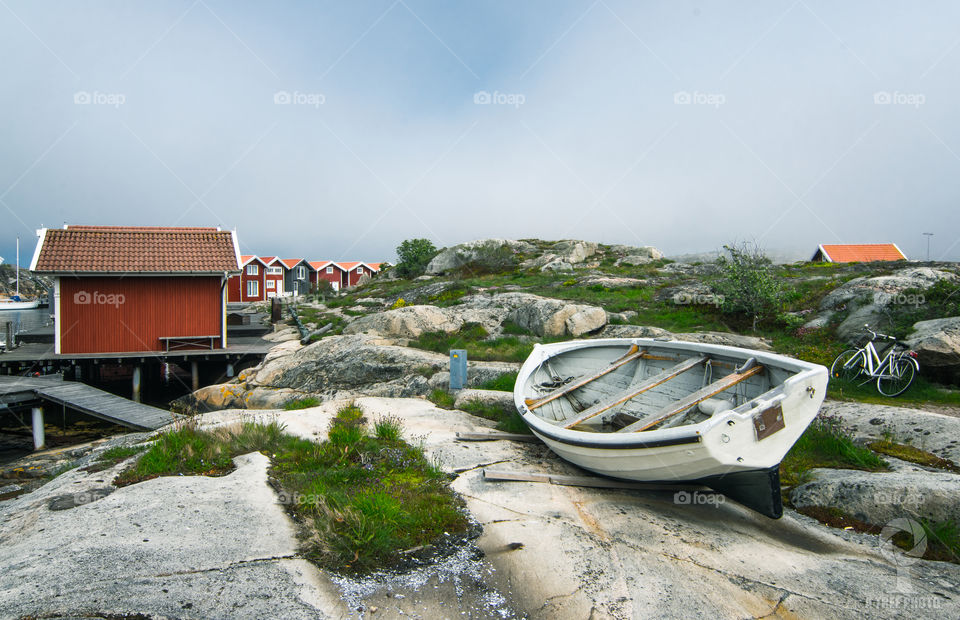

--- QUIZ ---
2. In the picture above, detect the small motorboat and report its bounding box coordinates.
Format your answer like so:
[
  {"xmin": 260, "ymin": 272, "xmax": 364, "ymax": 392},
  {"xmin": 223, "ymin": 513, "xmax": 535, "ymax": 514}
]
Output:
[{"xmin": 513, "ymin": 338, "xmax": 828, "ymax": 518}]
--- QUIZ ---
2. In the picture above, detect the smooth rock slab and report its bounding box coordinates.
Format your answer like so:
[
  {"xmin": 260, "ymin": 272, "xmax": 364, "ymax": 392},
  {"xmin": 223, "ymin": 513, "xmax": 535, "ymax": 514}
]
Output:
[
  {"xmin": 821, "ymin": 400, "xmax": 960, "ymax": 465},
  {"xmin": 790, "ymin": 466, "xmax": 960, "ymax": 525}
]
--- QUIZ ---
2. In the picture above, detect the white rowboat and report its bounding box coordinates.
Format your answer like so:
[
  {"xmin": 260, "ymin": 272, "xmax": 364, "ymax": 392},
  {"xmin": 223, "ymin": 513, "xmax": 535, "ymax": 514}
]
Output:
[{"xmin": 513, "ymin": 338, "xmax": 828, "ymax": 518}]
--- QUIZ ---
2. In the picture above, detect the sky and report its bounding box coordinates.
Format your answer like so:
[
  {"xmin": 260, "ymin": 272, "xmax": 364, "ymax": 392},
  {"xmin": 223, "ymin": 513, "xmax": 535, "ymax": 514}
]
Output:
[{"xmin": 1, "ymin": 0, "xmax": 959, "ymax": 265}]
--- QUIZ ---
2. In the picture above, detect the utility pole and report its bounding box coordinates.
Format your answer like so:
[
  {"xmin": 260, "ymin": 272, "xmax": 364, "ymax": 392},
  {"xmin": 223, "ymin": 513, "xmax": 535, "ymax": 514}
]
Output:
[{"xmin": 923, "ymin": 232, "xmax": 933, "ymax": 262}]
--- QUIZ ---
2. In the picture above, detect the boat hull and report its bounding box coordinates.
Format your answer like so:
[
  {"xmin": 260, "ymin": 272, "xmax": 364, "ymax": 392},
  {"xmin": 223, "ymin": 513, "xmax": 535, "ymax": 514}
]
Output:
[
  {"xmin": 0, "ymin": 300, "xmax": 40, "ymax": 311},
  {"xmin": 514, "ymin": 338, "xmax": 829, "ymax": 518}
]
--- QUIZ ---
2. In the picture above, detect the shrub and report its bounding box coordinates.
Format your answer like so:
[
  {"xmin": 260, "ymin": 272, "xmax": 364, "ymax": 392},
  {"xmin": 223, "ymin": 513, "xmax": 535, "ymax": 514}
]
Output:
[
  {"xmin": 395, "ymin": 239, "xmax": 438, "ymax": 279},
  {"xmin": 285, "ymin": 397, "xmax": 320, "ymax": 410},
  {"xmin": 713, "ymin": 242, "xmax": 782, "ymax": 331},
  {"xmin": 391, "ymin": 298, "xmax": 408, "ymax": 310}
]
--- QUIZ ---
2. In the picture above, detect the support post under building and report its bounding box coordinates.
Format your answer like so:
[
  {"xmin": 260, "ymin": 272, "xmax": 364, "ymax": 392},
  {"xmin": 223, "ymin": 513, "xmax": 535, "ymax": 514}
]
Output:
[
  {"xmin": 32, "ymin": 406, "xmax": 45, "ymax": 450},
  {"xmin": 191, "ymin": 361, "xmax": 199, "ymax": 392},
  {"xmin": 132, "ymin": 365, "xmax": 142, "ymax": 403}
]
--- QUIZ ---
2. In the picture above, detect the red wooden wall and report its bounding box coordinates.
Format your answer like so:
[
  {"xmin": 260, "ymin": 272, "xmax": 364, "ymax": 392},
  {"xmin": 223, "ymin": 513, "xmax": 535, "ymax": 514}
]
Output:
[
  {"xmin": 59, "ymin": 276, "xmax": 223, "ymax": 354},
  {"xmin": 228, "ymin": 267, "xmax": 265, "ymax": 302}
]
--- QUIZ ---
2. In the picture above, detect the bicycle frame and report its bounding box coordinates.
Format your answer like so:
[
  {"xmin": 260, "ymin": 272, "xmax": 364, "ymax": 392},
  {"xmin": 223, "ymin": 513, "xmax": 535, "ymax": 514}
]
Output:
[{"xmin": 850, "ymin": 339, "xmax": 918, "ymax": 379}]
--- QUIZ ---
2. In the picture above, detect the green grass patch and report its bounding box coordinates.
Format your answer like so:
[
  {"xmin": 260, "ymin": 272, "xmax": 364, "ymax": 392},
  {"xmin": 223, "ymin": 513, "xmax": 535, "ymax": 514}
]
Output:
[
  {"xmin": 428, "ymin": 389, "xmax": 456, "ymax": 409},
  {"xmin": 410, "ymin": 323, "xmax": 537, "ymax": 363},
  {"xmin": 274, "ymin": 404, "xmax": 469, "ymax": 572},
  {"xmin": 780, "ymin": 416, "xmax": 889, "ymax": 488},
  {"xmin": 285, "ymin": 397, "xmax": 321, "ymax": 410},
  {"xmin": 458, "ymin": 399, "xmax": 531, "ymax": 434},
  {"xmin": 867, "ymin": 439, "xmax": 960, "ymax": 472},
  {"xmin": 478, "ymin": 371, "xmax": 518, "ymax": 392},
  {"xmin": 83, "ymin": 444, "xmax": 148, "ymax": 473},
  {"xmin": 113, "ymin": 409, "xmax": 468, "ymax": 573}
]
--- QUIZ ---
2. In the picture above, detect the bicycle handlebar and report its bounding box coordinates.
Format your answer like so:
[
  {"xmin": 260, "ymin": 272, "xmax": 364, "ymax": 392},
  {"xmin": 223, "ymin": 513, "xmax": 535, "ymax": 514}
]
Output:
[{"xmin": 863, "ymin": 325, "xmax": 896, "ymax": 342}]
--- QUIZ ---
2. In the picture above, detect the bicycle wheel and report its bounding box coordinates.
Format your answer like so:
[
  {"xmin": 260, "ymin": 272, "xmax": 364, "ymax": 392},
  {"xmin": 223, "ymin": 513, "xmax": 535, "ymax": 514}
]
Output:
[
  {"xmin": 831, "ymin": 349, "xmax": 865, "ymax": 383},
  {"xmin": 876, "ymin": 356, "xmax": 916, "ymax": 397}
]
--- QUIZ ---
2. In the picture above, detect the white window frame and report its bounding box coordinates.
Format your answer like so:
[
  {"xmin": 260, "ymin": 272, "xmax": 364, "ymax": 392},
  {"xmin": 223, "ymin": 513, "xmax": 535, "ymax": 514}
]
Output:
[
  {"xmin": 267, "ymin": 266, "xmax": 282, "ymax": 275},
  {"xmin": 246, "ymin": 280, "xmax": 259, "ymax": 297},
  {"xmin": 297, "ymin": 266, "xmax": 306, "ymax": 280},
  {"xmin": 246, "ymin": 264, "xmax": 259, "ymax": 275},
  {"xmin": 266, "ymin": 280, "xmax": 275, "ymax": 289},
  {"xmin": 326, "ymin": 266, "xmax": 334, "ymax": 274},
  {"xmin": 356, "ymin": 267, "xmax": 363, "ymax": 274}
]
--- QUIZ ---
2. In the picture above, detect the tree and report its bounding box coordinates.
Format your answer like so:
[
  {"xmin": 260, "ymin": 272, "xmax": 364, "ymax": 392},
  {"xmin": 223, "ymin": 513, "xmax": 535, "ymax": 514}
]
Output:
[
  {"xmin": 712, "ymin": 241, "xmax": 782, "ymax": 331},
  {"xmin": 395, "ymin": 238, "xmax": 438, "ymax": 279}
]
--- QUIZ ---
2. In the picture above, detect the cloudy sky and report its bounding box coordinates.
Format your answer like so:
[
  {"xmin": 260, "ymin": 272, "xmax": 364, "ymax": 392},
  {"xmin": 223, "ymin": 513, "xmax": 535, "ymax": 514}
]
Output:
[{"xmin": 1, "ymin": 1, "xmax": 959, "ymax": 264}]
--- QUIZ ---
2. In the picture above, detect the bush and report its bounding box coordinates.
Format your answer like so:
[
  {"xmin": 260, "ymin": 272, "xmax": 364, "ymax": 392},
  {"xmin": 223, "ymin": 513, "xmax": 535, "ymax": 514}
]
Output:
[
  {"xmin": 395, "ymin": 239, "xmax": 438, "ymax": 279},
  {"xmin": 452, "ymin": 243, "xmax": 518, "ymax": 276},
  {"xmin": 713, "ymin": 242, "xmax": 782, "ymax": 330}
]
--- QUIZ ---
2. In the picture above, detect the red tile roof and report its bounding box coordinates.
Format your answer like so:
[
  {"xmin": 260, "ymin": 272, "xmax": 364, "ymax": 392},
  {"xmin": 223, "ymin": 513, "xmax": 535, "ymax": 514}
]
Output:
[
  {"xmin": 814, "ymin": 244, "xmax": 907, "ymax": 263},
  {"xmin": 31, "ymin": 226, "xmax": 240, "ymax": 274},
  {"xmin": 309, "ymin": 260, "xmax": 342, "ymax": 271}
]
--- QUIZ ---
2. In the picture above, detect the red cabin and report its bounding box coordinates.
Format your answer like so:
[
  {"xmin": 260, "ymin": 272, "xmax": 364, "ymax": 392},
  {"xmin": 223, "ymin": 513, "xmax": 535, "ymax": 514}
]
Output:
[
  {"xmin": 30, "ymin": 225, "xmax": 240, "ymax": 355},
  {"xmin": 310, "ymin": 260, "xmax": 347, "ymax": 292},
  {"xmin": 337, "ymin": 262, "xmax": 377, "ymax": 288},
  {"xmin": 261, "ymin": 256, "xmax": 285, "ymax": 298},
  {"xmin": 227, "ymin": 255, "xmax": 268, "ymax": 302}
]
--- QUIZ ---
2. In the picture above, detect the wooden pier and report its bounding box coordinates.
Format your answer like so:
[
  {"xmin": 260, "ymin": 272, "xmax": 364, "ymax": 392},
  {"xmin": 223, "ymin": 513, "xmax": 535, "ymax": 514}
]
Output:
[{"xmin": 0, "ymin": 375, "xmax": 177, "ymax": 449}]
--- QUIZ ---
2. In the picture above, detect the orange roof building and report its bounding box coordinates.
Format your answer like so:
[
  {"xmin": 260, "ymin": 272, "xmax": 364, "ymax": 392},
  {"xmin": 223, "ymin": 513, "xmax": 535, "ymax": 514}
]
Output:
[{"xmin": 811, "ymin": 243, "xmax": 907, "ymax": 263}]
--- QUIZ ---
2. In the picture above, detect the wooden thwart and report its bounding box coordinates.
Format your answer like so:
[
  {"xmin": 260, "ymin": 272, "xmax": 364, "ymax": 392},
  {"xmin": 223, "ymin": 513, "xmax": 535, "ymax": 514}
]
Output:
[
  {"xmin": 617, "ymin": 364, "xmax": 765, "ymax": 433},
  {"xmin": 562, "ymin": 355, "xmax": 708, "ymax": 429},
  {"xmin": 525, "ymin": 345, "xmax": 645, "ymax": 410}
]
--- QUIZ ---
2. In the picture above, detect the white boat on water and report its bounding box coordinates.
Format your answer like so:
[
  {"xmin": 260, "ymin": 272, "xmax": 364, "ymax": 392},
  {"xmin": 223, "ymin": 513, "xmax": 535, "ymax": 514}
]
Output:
[
  {"xmin": 0, "ymin": 238, "xmax": 40, "ymax": 311},
  {"xmin": 513, "ymin": 338, "xmax": 828, "ymax": 518}
]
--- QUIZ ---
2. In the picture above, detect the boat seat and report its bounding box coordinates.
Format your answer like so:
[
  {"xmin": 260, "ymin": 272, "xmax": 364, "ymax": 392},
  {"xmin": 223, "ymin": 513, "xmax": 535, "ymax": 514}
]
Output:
[{"xmin": 698, "ymin": 397, "xmax": 733, "ymax": 416}]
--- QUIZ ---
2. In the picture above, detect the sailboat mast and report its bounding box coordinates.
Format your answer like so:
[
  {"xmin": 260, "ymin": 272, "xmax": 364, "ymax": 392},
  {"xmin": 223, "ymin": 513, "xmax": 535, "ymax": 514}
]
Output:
[{"xmin": 15, "ymin": 236, "xmax": 19, "ymax": 298}]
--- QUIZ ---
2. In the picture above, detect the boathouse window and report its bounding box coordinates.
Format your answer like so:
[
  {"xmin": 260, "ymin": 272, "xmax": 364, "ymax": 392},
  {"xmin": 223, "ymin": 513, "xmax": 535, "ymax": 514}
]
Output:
[
  {"xmin": 247, "ymin": 281, "xmax": 258, "ymax": 297},
  {"xmin": 356, "ymin": 267, "xmax": 363, "ymax": 274},
  {"xmin": 267, "ymin": 267, "xmax": 282, "ymax": 275},
  {"xmin": 326, "ymin": 266, "xmax": 333, "ymax": 274},
  {"xmin": 297, "ymin": 266, "xmax": 306, "ymax": 279},
  {"xmin": 246, "ymin": 264, "xmax": 258, "ymax": 275},
  {"xmin": 266, "ymin": 280, "xmax": 275, "ymax": 289}
]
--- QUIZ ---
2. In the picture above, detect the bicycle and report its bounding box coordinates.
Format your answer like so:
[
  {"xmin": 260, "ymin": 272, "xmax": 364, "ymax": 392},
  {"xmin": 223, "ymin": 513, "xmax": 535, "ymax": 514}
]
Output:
[{"xmin": 830, "ymin": 325, "xmax": 920, "ymax": 397}]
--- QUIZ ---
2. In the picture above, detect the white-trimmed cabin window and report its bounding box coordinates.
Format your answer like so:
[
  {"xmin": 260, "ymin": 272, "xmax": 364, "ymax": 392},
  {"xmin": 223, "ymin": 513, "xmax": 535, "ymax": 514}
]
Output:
[
  {"xmin": 267, "ymin": 267, "xmax": 282, "ymax": 275},
  {"xmin": 246, "ymin": 281, "xmax": 259, "ymax": 297},
  {"xmin": 266, "ymin": 280, "xmax": 275, "ymax": 289},
  {"xmin": 297, "ymin": 266, "xmax": 306, "ymax": 279},
  {"xmin": 356, "ymin": 267, "xmax": 363, "ymax": 274},
  {"xmin": 246, "ymin": 264, "xmax": 259, "ymax": 275},
  {"xmin": 326, "ymin": 266, "xmax": 334, "ymax": 274}
]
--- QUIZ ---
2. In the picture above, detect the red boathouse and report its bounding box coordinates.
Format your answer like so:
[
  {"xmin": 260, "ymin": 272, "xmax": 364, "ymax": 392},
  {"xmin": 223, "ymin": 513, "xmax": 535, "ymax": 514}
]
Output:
[{"xmin": 30, "ymin": 225, "xmax": 241, "ymax": 355}]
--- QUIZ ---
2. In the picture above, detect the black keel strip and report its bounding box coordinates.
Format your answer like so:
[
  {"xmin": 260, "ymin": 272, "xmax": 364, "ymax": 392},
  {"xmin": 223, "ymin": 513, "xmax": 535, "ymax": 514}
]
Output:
[{"xmin": 696, "ymin": 465, "xmax": 783, "ymax": 519}]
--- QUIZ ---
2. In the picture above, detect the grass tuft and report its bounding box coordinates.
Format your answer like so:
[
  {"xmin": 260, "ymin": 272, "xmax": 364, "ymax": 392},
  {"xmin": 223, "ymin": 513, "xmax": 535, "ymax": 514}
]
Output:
[
  {"xmin": 113, "ymin": 408, "xmax": 468, "ymax": 574},
  {"xmin": 478, "ymin": 372, "xmax": 517, "ymax": 392},
  {"xmin": 780, "ymin": 416, "xmax": 889, "ymax": 487},
  {"xmin": 428, "ymin": 389, "xmax": 456, "ymax": 409},
  {"xmin": 285, "ymin": 397, "xmax": 320, "ymax": 410}
]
